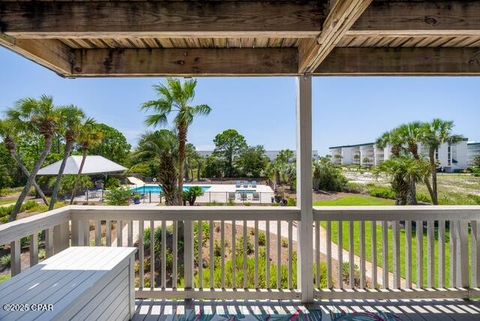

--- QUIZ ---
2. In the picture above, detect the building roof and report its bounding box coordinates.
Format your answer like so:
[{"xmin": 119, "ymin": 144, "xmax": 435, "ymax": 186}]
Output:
[
  {"xmin": 329, "ymin": 143, "xmax": 375, "ymax": 150},
  {"xmin": 1, "ymin": 1, "xmax": 480, "ymax": 77},
  {"xmin": 37, "ymin": 156, "xmax": 127, "ymax": 176}
]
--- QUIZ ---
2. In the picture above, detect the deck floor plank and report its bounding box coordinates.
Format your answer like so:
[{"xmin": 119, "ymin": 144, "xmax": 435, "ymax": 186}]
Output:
[{"xmin": 132, "ymin": 299, "xmax": 480, "ymax": 321}]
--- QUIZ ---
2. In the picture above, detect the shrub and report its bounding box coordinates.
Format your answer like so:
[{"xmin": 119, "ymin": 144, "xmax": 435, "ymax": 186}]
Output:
[
  {"xmin": 38, "ymin": 249, "xmax": 46, "ymax": 260},
  {"xmin": 417, "ymin": 193, "xmax": 431, "ymax": 203},
  {"xmin": 367, "ymin": 185, "xmax": 396, "ymax": 200},
  {"xmin": 287, "ymin": 198, "xmax": 296, "ymax": 206},
  {"xmin": 105, "ymin": 187, "xmax": 132, "ymax": 205},
  {"xmin": 313, "ymin": 157, "xmax": 347, "ymax": 192},
  {"xmin": 0, "ymin": 254, "xmax": 11, "ymax": 268},
  {"xmin": 258, "ymin": 232, "xmax": 266, "ymax": 246},
  {"xmin": 281, "ymin": 239, "xmax": 288, "ymax": 248},
  {"xmin": 105, "ymin": 177, "xmax": 121, "ymax": 189},
  {"xmin": 235, "ymin": 236, "xmax": 254, "ymax": 256},
  {"xmin": 341, "ymin": 262, "xmax": 360, "ymax": 287},
  {"xmin": 343, "ymin": 182, "xmax": 365, "ymax": 194}
]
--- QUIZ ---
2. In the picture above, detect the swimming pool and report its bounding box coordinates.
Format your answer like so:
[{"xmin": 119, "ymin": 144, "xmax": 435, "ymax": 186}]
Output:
[{"xmin": 131, "ymin": 185, "xmax": 211, "ymax": 194}]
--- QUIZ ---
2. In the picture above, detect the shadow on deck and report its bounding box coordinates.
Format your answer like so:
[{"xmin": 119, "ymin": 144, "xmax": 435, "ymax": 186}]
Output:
[{"xmin": 133, "ymin": 298, "xmax": 480, "ymax": 321}]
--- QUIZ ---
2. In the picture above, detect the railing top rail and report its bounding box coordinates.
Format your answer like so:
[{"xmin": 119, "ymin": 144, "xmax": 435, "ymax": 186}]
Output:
[
  {"xmin": 0, "ymin": 206, "xmax": 71, "ymax": 245},
  {"xmin": 70, "ymin": 205, "xmax": 301, "ymax": 221},
  {"xmin": 313, "ymin": 205, "xmax": 480, "ymax": 221}
]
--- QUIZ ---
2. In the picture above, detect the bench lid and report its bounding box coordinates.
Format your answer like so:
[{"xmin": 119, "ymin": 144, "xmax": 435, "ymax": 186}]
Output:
[{"xmin": 0, "ymin": 246, "xmax": 136, "ymax": 321}]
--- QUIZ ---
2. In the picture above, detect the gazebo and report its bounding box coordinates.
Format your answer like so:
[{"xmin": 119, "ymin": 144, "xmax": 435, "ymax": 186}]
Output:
[
  {"xmin": 37, "ymin": 155, "xmax": 127, "ymax": 176},
  {"xmin": 1, "ymin": 1, "xmax": 480, "ymax": 319}
]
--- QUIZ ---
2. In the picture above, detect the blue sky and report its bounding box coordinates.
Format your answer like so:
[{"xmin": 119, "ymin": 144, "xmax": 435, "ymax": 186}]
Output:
[{"xmin": 1, "ymin": 46, "xmax": 479, "ymax": 155}]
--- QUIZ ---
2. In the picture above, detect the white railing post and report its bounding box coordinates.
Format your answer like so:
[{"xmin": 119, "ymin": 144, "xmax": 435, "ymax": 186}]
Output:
[
  {"xmin": 456, "ymin": 220, "xmax": 469, "ymax": 288},
  {"xmin": 53, "ymin": 222, "xmax": 70, "ymax": 253},
  {"xmin": 71, "ymin": 218, "xmax": 86, "ymax": 246},
  {"xmin": 184, "ymin": 219, "xmax": 194, "ymax": 294},
  {"xmin": 296, "ymin": 75, "xmax": 314, "ymax": 303}
]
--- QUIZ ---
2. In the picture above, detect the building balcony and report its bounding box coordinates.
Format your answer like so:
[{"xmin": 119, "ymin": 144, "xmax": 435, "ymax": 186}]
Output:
[{"xmin": 1, "ymin": 206, "xmax": 480, "ymax": 320}]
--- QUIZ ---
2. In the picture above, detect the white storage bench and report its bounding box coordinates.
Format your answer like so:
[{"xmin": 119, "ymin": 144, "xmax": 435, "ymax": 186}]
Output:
[{"xmin": 0, "ymin": 246, "xmax": 136, "ymax": 321}]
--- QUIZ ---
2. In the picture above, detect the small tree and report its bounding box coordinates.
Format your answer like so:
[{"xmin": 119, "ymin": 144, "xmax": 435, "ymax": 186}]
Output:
[
  {"xmin": 183, "ymin": 186, "xmax": 204, "ymax": 206},
  {"xmin": 312, "ymin": 157, "xmax": 347, "ymax": 192},
  {"xmin": 105, "ymin": 187, "xmax": 133, "ymax": 206}
]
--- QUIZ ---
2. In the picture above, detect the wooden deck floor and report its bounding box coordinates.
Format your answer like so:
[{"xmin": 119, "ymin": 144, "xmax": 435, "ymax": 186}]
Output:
[{"xmin": 133, "ymin": 298, "xmax": 480, "ymax": 321}]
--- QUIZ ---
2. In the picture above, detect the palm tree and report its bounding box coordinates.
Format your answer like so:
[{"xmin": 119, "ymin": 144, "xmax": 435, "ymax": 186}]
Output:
[
  {"xmin": 183, "ymin": 186, "xmax": 204, "ymax": 206},
  {"xmin": 131, "ymin": 130, "xmax": 179, "ymax": 205},
  {"xmin": 50, "ymin": 106, "xmax": 85, "ymax": 210},
  {"xmin": 396, "ymin": 122, "xmax": 435, "ymax": 203},
  {"xmin": 8, "ymin": 95, "xmax": 60, "ymax": 221},
  {"xmin": 0, "ymin": 119, "xmax": 49, "ymax": 206},
  {"xmin": 421, "ymin": 119, "xmax": 464, "ymax": 205},
  {"xmin": 141, "ymin": 78, "xmax": 211, "ymax": 205},
  {"xmin": 69, "ymin": 118, "xmax": 103, "ymax": 204},
  {"xmin": 376, "ymin": 129, "xmax": 404, "ymax": 157},
  {"xmin": 377, "ymin": 156, "xmax": 430, "ymax": 205}
]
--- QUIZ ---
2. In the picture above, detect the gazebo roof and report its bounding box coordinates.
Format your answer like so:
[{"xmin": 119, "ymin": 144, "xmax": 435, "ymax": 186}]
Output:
[
  {"xmin": 1, "ymin": 0, "xmax": 479, "ymax": 77},
  {"xmin": 37, "ymin": 155, "xmax": 127, "ymax": 176}
]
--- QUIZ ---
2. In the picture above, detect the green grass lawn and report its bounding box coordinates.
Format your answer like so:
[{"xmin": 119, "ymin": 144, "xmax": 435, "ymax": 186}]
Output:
[
  {"xmin": 314, "ymin": 194, "xmax": 456, "ymax": 286},
  {"xmin": 314, "ymin": 195, "xmax": 395, "ymax": 206},
  {"xmin": 320, "ymin": 220, "xmax": 465, "ymax": 287}
]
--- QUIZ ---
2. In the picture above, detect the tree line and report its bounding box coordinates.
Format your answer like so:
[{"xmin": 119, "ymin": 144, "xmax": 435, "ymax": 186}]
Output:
[{"xmin": 0, "ymin": 96, "xmax": 133, "ymax": 220}]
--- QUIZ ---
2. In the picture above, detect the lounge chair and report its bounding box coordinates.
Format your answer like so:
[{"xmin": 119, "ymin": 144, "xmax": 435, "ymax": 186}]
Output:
[
  {"xmin": 243, "ymin": 181, "xmax": 249, "ymax": 188},
  {"xmin": 252, "ymin": 180, "xmax": 257, "ymax": 188},
  {"xmin": 236, "ymin": 181, "xmax": 241, "ymax": 188}
]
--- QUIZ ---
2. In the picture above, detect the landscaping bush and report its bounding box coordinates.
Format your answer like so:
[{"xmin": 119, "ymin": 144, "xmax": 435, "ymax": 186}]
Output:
[
  {"xmin": 341, "ymin": 262, "xmax": 360, "ymax": 287},
  {"xmin": 235, "ymin": 236, "xmax": 254, "ymax": 256},
  {"xmin": 343, "ymin": 182, "xmax": 366, "ymax": 194},
  {"xmin": 367, "ymin": 185, "xmax": 396, "ymax": 200},
  {"xmin": 258, "ymin": 231, "xmax": 266, "ymax": 246},
  {"xmin": 0, "ymin": 254, "xmax": 11, "ymax": 268},
  {"xmin": 104, "ymin": 187, "xmax": 132, "ymax": 205},
  {"xmin": 105, "ymin": 177, "xmax": 121, "ymax": 189},
  {"xmin": 313, "ymin": 157, "xmax": 347, "ymax": 192}
]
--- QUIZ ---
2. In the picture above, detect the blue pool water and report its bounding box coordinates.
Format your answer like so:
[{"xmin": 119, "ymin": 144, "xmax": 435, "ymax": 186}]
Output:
[{"xmin": 131, "ymin": 185, "xmax": 211, "ymax": 194}]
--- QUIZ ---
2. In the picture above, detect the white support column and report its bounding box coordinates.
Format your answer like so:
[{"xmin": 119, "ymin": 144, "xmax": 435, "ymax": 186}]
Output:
[{"xmin": 296, "ymin": 75, "xmax": 314, "ymax": 303}]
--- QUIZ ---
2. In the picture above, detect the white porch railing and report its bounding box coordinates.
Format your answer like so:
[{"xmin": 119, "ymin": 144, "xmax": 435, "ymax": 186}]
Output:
[{"xmin": 1, "ymin": 205, "xmax": 479, "ymax": 301}]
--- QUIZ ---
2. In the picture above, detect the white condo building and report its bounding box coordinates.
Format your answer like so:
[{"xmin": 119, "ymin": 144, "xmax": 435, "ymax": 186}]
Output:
[
  {"xmin": 330, "ymin": 139, "xmax": 473, "ymax": 172},
  {"xmin": 468, "ymin": 142, "xmax": 480, "ymax": 166}
]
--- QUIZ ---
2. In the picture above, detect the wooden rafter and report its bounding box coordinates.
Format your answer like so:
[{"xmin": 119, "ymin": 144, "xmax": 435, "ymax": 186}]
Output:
[
  {"xmin": 71, "ymin": 48, "xmax": 298, "ymax": 77},
  {"xmin": 298, "ymin": 0, "xmax": 373, "ymax": 74},
  {"xmin": 0, "ymin": 35, "xmax": 72, "ymax": 76},
  {"xmin": 350, "ymin": 1, "xmax": 480, "ymax": 37},
  {"xmin": 315, "ymin": 47, "xmax": 480, "ymax": 76}
]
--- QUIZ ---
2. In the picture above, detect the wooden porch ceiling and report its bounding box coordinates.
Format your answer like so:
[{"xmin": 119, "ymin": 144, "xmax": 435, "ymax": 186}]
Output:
[{"xmin": 1, "ymin": 0, "xmax": 480, "ymax": 77}]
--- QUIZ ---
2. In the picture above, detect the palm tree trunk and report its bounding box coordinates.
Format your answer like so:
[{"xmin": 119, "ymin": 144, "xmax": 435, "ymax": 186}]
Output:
[
  {"xmin": 10, "ymin": 136, "xmax": 54, "ymax": 221},
  {"xmin": 70, "ymin": 149, "xmax": 88, "ymax": 204},
  {"xmin": 50, "ymin": 140, "xmax": 74, "ymax": 210},
  {"xmin": 177, "ymin": 126, "xmax": 187, "ymax": 205},
  {"xmin": 8, "ymin": 144, "xmax": 49, "ymax": 206},
  {"xmin": 429, "ymin": 149, "xmax": 439, "ymax": 205},
  {"xmin": 406, "ymin": 179, "xmax": 417, "ymax": 205}
]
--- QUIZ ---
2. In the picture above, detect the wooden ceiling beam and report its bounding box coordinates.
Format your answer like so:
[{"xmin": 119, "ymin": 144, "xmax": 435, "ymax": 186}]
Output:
[
  {"xmin": 314, "ymin": 47, "xmax": 480, "ymax": 76},
  {"xmin": 0, "ymin": 1, "xmax": 324, "ymax": 39},
  {"xmin": 70, "ymin": 48, "xmax": 298, "ymax": 77},
  {"xmin": 0, "ymin": 35, "xmax": 73, "ymax": 76},
  {"xmin": 349, "ymin": 1, "xmax": 480, "ymax": 37},
  {"xmin": 298, "ymin": 0, "xmax": 373, "ymax": 74}
]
